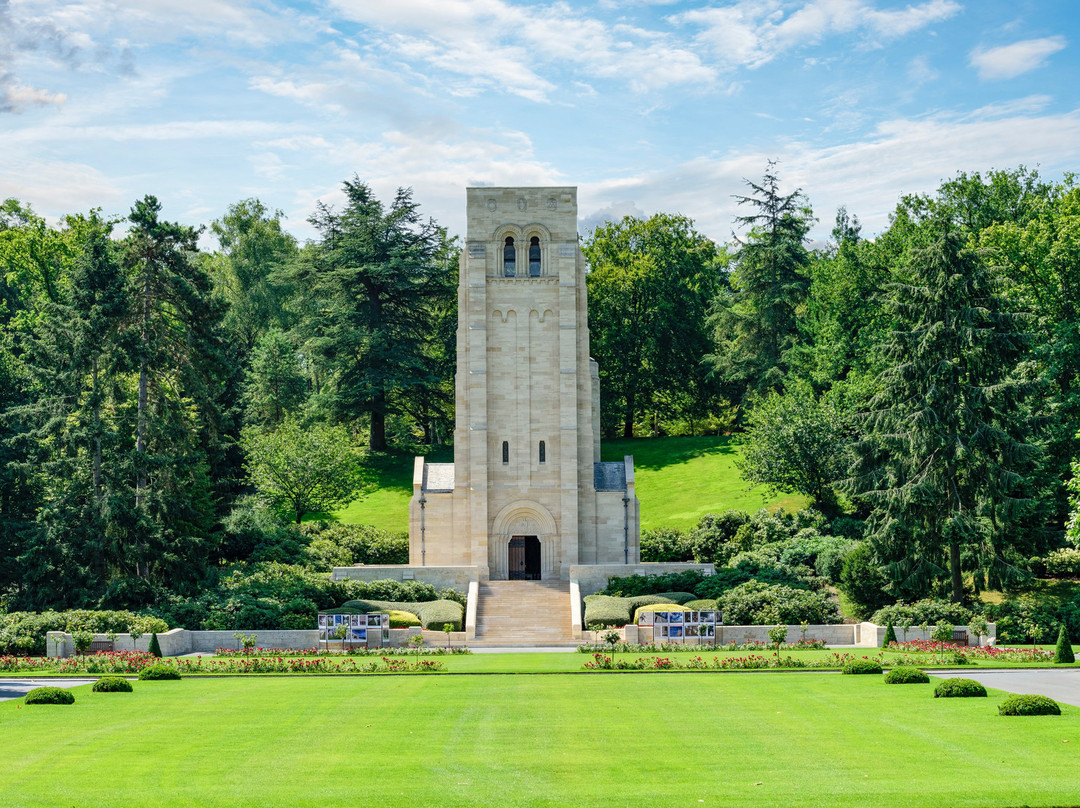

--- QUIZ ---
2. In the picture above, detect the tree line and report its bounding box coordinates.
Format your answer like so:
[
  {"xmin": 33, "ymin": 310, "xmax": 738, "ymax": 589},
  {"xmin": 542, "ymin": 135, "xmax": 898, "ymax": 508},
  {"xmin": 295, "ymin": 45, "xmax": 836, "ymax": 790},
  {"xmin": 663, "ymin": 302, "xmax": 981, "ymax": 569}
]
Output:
[{"xmin": 1, "ymin": 166, "xmax": 1079, "ymax": 616}]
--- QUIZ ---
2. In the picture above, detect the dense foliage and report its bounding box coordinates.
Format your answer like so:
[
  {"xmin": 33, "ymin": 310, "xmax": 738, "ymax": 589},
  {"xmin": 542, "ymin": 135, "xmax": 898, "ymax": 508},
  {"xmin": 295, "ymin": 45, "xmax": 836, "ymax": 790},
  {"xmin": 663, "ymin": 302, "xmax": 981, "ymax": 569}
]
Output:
[
  {"xmin": 884, "ymin": 666, "xmax": 929, "ymax": 684},
  {"xmin": 24, "ymin": 686, "xmax": 75, "ymax": 704},
  {"xmin": 138, "ymin": 664, "xmax": 181, "ymax": 680},
  {"xmin": 998, "ymin": 694, "xmax": 1061, "ymax": 716},
  {"xmin": 93, "ymin": 676, "xmax": 133, "ymax": 692},
  {"xmin": 933, "ymin": 678, "xmax": 987, "ymax": 698},
  {"xmin": 841, "ymin": 658, "xmax": 882, "ymax": 675}
]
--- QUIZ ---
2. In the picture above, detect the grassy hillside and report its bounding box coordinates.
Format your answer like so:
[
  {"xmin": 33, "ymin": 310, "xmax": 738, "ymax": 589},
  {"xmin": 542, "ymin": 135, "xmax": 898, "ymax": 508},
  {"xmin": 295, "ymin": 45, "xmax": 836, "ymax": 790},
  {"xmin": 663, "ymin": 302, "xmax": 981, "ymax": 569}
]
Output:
[{"xmin": 327, "ymin": 436, "xmax": 806, "ymax": 532}]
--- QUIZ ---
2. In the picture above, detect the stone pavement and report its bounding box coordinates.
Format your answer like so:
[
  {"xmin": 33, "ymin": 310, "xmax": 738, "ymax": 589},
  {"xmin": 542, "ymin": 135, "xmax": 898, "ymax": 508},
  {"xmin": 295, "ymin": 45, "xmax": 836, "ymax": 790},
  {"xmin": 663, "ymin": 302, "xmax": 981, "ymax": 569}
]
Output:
[
  {"xmin": 0, "ymin": 678, "xmax": 94, "ymax": 701},
  {"xmin": 934, "ymin": 669, "xmax": 1080, "ymax": 707}
]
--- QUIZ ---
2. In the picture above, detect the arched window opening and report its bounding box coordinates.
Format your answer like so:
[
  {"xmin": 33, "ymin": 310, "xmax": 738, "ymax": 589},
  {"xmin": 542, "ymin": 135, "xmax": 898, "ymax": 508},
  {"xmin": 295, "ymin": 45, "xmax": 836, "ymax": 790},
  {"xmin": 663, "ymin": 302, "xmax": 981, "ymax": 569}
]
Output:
[
  {"xmin": 502, "ymin": 441, "xmax": 509, "ymax": 464},
  {"xmin": 538, "ymin": 440, "xmax": 546, "ymax": 463},
  {"xmin": 528, "ymin": 236, "xmax": 541, "ymax": 276},
  {"xmin": 503, "ymin": 237, "xmax": 516, "ymax": 276}
]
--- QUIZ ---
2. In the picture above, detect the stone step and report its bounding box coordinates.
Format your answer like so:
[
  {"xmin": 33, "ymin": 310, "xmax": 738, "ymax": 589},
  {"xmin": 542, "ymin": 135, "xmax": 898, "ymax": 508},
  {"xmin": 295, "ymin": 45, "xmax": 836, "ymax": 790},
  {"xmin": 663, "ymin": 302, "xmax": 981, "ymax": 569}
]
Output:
[{"xmin": 474, "ymin": 578, "xmax": 575, "ymax": 643}]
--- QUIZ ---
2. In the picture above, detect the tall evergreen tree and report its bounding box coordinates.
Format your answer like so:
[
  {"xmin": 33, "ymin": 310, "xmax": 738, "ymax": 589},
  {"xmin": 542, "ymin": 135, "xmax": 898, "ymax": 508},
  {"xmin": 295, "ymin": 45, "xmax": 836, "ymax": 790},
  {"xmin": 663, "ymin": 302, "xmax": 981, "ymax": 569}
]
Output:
[
  {"xmin": 709, "ymin": 162, "xmax": 812, "ymax": 403},
  {"xmin": 296, "ymin": 179, "xmax": 456, "ymax": 451},
  {"xmin": 849, "ymin": 211, "xmax": 1040, "ymax": 602}
]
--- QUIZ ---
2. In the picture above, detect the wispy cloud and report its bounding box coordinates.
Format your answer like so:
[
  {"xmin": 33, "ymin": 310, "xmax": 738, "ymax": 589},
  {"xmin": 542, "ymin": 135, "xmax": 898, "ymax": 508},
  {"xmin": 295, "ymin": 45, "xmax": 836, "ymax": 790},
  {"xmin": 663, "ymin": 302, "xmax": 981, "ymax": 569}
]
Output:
[
  {"xmin": 680, "ymin": 0, "xmax": 961, "ymax": 69},
  {"xmin": 970, "ymin": 36, "xmax": 1067, "ymax": 80}
]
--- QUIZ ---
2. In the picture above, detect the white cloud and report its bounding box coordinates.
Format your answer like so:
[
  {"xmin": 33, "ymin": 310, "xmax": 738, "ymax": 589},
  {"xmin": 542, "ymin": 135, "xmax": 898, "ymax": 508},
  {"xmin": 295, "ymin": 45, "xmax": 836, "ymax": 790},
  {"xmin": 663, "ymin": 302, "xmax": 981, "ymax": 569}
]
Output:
[
  {"xmin": 578, "ymin": 106, "xmax": 1080, "ymax": 243},
  {"xmin": 0, "ymin": 158, "xmax": 125, "ymax": 213},
  {"xmin": 1, "ymin": 80, "xmax": 66, "ymax": 112},
  {"xmin": 680, "ymin": 0, "xmax": 961, "ymax": 68},
  {"xmin": 970, "ymin": 36, "xmax": 1067, "ymax": 80},
  {"xmin": 328, "ymin": 0, "xmax": 716, "ymax": 99}
]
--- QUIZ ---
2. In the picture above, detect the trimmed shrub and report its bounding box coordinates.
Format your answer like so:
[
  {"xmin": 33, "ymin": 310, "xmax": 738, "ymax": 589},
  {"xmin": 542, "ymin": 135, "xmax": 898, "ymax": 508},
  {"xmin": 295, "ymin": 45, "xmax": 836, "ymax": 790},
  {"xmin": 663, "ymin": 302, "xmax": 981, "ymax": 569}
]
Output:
[
  {"xmin": 683, "ymin": 599, "xmax": 720, "ymax": 611},
  {"xmin": 998, "ymin": 694, "xmax": 1061, "ymax": 716},
  {"xmin": 841, "ymin": 658, "xmax": 883, "ymax": 675},
  {"xmin": 148, "ymin": 632, "xmax": 163, "ymax": 658},
  {"xmin": 583, "ymin": 595, "xmax": 632, "ymax": 628},
  {"xmin": 933, "ymin": 678, "xmax": 987, "ymax": 698},
  {"xmin": 411, "ymin": 600, "xmax": 464, "ymax": 631},
  {"xmin": 93, "ymin": 677, "xmax": 133, "ymax": 693},
  {"xmin": 884, "ymin": 666, "xmax": 930, "ymax": 684},
  {"xmin": 138, "ymin": 664, "xmax": 181, "ymax": 681},
  {"xmin": 600, "ymin": 571, "xmax": 706, "ymax": 598},
  {"xmin": 382, "ymin": 610, "xmax": 421, "ymax": 628},
  {"xmin": 651, "ymin": 591, "xmax": 698, "ymax": 605},
  {"xmin": 1054, "ymin": 625, "xmax": 1075, "ymax": 664},
  {"xmin": 24, "ymin": 686, "xmax": 75, "ymax": 705},
  {"xmin": 633, "ymin": 603, "xmax": 692, "ymax": 622},
  {"xmin": 883, "ymin": 622, "xmax": 897, "ymax": 647}
]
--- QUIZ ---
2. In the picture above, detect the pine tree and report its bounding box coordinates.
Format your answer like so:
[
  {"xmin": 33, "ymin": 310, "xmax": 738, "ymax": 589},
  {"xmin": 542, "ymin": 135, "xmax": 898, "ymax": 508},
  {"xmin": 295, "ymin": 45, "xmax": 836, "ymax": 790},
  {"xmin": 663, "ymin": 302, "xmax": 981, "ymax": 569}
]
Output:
[
  {"xmin": 849, "ymin": 210, "xmax": 1040, "ymax": 602},
  {"xmin": 295, "ymin": 179, "xmax": 456, "ymax": 450},
  {"xmin": 883, "ymin": 622, "xmax": 898, "ymax": 647},
  {"xmin": 709, "ymin": 161, "xmax": 812, "ymax": 402}
]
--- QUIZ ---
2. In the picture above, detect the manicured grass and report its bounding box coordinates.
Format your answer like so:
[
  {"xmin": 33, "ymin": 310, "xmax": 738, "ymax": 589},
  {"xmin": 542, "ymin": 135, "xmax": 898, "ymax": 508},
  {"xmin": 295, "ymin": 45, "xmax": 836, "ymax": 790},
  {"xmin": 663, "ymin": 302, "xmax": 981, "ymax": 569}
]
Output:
[
  {"xmin": 313, "ymin": 446, "xmax": 451, "ymax": 532},
  {"xmin": 600, "ymin": 436, "xmax": 809, "ymax": 530},
  {"xmin": 327, "ymin": 436, "xmax": 803, "ymax": 533},
  {"xmin": 2, "ymin": 673, "xmax": 1077, "ymax": 807}
]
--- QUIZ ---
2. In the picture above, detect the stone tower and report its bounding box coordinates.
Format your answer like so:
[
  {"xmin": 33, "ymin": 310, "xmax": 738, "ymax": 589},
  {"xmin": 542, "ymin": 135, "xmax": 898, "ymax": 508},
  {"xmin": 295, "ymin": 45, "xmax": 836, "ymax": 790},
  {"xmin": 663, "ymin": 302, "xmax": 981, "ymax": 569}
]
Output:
[{"xmin": 409, "ymin": 187, "xmax": 639, "ymax": 580}]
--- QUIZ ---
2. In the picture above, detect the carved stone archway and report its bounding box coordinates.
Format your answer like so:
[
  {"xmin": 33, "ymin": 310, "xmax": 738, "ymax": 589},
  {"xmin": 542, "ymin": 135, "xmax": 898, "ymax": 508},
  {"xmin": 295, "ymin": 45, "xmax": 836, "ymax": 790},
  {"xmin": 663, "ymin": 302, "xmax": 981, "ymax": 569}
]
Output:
[{"xmin": 490, "ymin": 500, "xmax": 558, "ymax": 580}]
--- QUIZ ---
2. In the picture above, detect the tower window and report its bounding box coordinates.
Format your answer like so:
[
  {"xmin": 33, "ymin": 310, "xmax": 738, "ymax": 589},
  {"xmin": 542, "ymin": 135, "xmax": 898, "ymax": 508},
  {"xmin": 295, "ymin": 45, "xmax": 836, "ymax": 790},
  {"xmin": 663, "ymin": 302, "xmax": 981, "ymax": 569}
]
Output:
[
  {"xmin": 502, "ymin": 441, "xmax": 509, "ymax": 464},
  {"xmin": 503, "ymin": 237, "xmax": 516, "ymax": 276},
  {"xmin": 529, "ymin": 236, "xmax": 541, "ymax": 276},
  {"xmin": 539, "ymin": 440, "xmax": 546, "ymax": 463}
]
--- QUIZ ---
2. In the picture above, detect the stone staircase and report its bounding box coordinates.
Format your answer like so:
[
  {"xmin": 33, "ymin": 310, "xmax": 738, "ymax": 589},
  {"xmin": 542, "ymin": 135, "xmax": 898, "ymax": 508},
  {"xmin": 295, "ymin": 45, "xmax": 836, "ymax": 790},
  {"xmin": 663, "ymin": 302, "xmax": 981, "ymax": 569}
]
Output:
[{"xmin": 472, "ymin": 580, "xmax": 577, "ymax": 646}]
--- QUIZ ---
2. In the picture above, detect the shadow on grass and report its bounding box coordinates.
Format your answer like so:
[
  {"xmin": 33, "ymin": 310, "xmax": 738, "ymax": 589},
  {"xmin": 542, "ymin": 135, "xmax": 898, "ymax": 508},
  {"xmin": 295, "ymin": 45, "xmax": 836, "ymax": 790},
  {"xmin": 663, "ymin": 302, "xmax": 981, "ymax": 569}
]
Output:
[{"xmin": 600, "ymin": 435, "xmax": 740, "ymax": 470}]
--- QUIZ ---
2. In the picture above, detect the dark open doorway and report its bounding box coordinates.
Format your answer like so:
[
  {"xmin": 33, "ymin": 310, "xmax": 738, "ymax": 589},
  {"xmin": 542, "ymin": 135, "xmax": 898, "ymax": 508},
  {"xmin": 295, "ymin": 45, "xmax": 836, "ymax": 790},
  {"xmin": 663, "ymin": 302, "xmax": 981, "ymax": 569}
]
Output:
[{"xmin": 508, "ymin": 536, "xmax": 541, "ymax": 580}]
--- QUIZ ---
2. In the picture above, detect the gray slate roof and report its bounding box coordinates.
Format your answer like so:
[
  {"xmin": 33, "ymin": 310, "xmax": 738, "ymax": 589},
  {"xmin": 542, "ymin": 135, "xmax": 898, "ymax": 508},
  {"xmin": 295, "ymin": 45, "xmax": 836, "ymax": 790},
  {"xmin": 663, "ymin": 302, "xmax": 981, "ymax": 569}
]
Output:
[
  {"xmin": 593, "ymin": 461, "xmax": 626, "ymax": 492},
  {"xmin": 422, "ymin": 463, "xmax": 455, "ymax": 493}
]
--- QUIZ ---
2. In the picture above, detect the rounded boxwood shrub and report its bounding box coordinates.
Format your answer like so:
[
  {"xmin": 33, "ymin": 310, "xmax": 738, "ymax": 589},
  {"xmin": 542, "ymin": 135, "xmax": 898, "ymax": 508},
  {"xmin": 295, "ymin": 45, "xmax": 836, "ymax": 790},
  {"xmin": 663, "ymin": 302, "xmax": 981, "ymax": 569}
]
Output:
[
  {"xmin": 651, "ymin": 591, "xmax": 698, "ymax": 605},
  {"xmin": 24, "ymin": 686, "xmax": 75, "ymax": 705},
  {"xmin": 682, "ymin": 599, "xmax": 720, "ymax": 611},
  {"xmin": 842, "ymin": 658, "xmax": 883, "ymax": 675},
  {"xmin": 632, "ymin": 603, "xmax": 692, "ymax": 623},
  {"xmin": 933, "ymin": 678, "xmax": 987, "ymax": 698},
  {"xmin": 138, "ymin": 664, "xmax": 181, "ymax": 681},
  {"xmin": 93, "ymin": 676, "xmax": 133, "ymax": 693},
  {"xmin": 998, "ymin": 694, "xmax": 1061, "ymax": 716},
  {"xmin": 884, "ymin": 666, "xmax": 930, "ymax": 684},
  {"xmin": 380, "ymin": 610, "xmax": 421, "ymax": 628}
]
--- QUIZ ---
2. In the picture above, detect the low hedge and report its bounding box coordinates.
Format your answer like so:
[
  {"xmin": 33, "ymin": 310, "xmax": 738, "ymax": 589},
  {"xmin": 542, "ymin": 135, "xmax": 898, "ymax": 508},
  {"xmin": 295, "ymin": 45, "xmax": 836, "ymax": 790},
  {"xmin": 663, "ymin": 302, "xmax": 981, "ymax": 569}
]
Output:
[
  {"xmin": 381, "ymin": 610, "xmax": 421, "ymax": 628},
  {"xmin": 93, "ymin": 676, "xmax": 133, "ymax": 693},
  {"xmin": 582, "ymin": 595, "xmax": 681, "ymax": 628},
  {"xmin": 998, "ymin": 694, "xmax": 1061, "ymax": 716},
  {"xmin": 0, "ymin": 610, "xmax": 169, "ymax": 656},
  {"xmin": 583, "ymin": 595, "xmax": 633, "ymax": 628},
  {"xmin": 884, "ymin": 666, "xmax": 930, "ymax": 684},
  {"xmin": 138, "ymin": 664, "xmax": 181, "ymax": 681},
  {"xmin": 842, "ymin": 659, "xmax": 883, "ymax": 675},
  {"xmin": 933, "ymin": 678, "xmax": 986, "ymax": 698},
  {"xmin": 334, "ymin": 599, "xmax": 464, "ymax": 631},
  {"xmin": 633, "ymin": 603, "xmax": 692, "ymax": 623},
  {"xmin": 24, "ymin": 686, "xmax": 75, "ymax": 705},
  {"xmin": 682, "ymin": 599, "xmax": 720, "ymax": 611},
  {"xmin": 651, "ymin": 592, "xmax": 698, "ymax": 605}
]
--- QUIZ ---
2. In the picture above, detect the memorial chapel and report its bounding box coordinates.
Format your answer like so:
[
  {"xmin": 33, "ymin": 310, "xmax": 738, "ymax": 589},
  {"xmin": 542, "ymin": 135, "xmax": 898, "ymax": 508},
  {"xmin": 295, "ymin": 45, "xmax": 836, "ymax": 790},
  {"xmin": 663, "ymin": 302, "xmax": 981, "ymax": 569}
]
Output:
[{"xmin": 409, "ymin": 187, "xmax": 640, "ymax": 581}]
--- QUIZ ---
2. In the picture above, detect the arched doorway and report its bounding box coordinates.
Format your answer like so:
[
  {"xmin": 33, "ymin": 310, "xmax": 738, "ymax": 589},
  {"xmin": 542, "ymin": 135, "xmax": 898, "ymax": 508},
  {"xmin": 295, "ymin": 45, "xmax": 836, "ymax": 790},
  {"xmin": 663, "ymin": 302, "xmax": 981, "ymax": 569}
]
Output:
[
  {"xmin": 508, "ymin": 536, "xmax": 541, "ymax": 580},
  {"xmin": 490, "ymin": 500, "xmax": 558, "ymax": 580}
]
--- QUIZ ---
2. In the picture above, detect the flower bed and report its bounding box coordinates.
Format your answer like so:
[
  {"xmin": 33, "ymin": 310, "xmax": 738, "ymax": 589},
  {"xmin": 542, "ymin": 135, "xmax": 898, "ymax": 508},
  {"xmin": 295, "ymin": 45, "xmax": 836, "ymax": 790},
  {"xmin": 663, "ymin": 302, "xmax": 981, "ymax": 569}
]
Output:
[
  {"xmin": 576, "ymin": 638, "xmax": 827, "ymax": 654},
  {"xmin": 582, "ymin": 652, "xmax": 879, "ymax": 671},
  {"xmin": 888, "ymin": 640, "xmax": 1053, "ymax": 662},
  {"xmin": 213, "ymin": 645, "xmax": 471, "ymax": 657},
  {"xmin": 0, "ymin": 650, "xmax": 444, "ymax": 674}
]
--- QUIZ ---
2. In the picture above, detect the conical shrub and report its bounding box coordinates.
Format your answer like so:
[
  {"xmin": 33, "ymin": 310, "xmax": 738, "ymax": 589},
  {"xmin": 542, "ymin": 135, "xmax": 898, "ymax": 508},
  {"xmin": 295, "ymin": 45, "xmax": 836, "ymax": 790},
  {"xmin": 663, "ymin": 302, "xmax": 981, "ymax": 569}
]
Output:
[
  {"xmin": 1053, "ymin": 625, "xmax": 1074, "ymax": 664},
  {"xmin": 148, "ymin": 632, "xmax": 162, "ymax": 658},
  {"xmin": 883, "ymin": 622, "xmax": 897, "ymax": 647}
]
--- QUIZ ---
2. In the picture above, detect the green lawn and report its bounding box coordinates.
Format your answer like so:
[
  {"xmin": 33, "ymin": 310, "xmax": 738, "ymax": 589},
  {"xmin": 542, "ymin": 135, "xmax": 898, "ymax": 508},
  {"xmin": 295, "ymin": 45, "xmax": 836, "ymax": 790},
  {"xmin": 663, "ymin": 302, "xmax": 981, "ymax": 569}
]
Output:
[
  {"xmin": 327, "ymin": 436, "xmax": 806, "ymax": 533},
  {"xmin": 3, "ymin": 673, "xmax": 1077, "ymax": 807}
]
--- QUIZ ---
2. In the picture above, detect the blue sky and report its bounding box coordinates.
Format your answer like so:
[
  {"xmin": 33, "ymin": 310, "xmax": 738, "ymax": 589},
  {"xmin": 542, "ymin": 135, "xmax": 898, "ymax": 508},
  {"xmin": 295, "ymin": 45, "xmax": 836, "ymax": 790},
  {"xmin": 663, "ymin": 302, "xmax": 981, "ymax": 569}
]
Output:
[{"xmin": 2, "ymin": 0, "xmax": 1078, "ymax": 245}]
